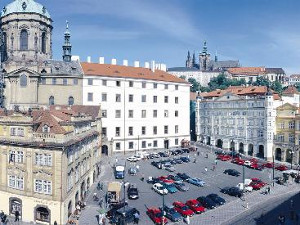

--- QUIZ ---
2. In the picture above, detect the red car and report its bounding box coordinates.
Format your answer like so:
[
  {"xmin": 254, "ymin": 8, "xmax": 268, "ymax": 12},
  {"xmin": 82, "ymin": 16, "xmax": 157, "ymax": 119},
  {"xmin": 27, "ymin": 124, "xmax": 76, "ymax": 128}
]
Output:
[
  {"xmin": 186, "ymin": 199, "xmax": 205, "ymax": 214},
  {"xmin": 173, "ymin": 201, "xmax": 194, "ymax": 217},
  {"xmin": 217, "ymin": 155, "xmax": 232, "ymax": 161},
  {"xmin": 262, "ymin": 162, "xmax": 274, "ymax": 168},
  {"xmin": 158, "ymin": 176, "xmax": 174, "ymax": 184},
  {"xmin": 249, "ymin": 182, "xmax": 262, "ymax": 190},
  {"xmin": 232, "ymin": 158, "xmax": 245, "ymax": 165},
  {"xmin": 250, "ymin": 158, "xmax": 258, "ymax": 164},
  {"xmin": 251, "ymin": 178, "xmax": 266, "ymax": 186},
  {"xmin": 275, "ymin": 165, "xmax": 288, "ymax": 171},
  {"xmin": 249, "ymin": 163, "xmax": 263, "ymax": 170},
  {"xmin": 147, "ymin": 207, "xmax": 168, "ymax": 225}
]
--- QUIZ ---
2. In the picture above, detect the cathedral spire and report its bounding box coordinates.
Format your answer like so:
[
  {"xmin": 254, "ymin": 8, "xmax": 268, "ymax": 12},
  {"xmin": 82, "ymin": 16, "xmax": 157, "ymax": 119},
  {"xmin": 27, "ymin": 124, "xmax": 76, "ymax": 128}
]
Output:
[
  {"xmin": 215, "ymin": 50, "xmax": 218, "ymax": 62},
  {"xmin": 202, "ymin": 40, "xmax": 208, "ymax": 54},
  {"xmin": 62, "ymin": 20, "xmax": 72, "ymax": 62},
  {"xmin": 192, "ymin": 51, "xmax": 196, "ymax": 65}
]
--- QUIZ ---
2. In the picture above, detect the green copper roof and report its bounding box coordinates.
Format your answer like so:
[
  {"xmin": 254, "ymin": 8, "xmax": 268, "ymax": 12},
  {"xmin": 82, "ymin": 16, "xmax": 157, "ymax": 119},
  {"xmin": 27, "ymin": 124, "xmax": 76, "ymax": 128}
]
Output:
[{"xmin": 1, "ymin": 0, "xmax": 51, "ymax": 19}]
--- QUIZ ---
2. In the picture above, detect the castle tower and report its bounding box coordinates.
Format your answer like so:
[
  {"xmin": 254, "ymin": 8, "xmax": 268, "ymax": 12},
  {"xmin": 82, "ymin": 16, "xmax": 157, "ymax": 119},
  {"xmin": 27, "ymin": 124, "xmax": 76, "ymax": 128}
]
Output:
[
  {"xmin": 185, "ymin": 51, "xmax": 193, "ymax": 68},
  {"xmin": 63, "ymin": 21, "xmax": 72, "ymax": 62},
  {"xmin": 199, "ymin": 41, "xmax": 211, "ymax": 71}
]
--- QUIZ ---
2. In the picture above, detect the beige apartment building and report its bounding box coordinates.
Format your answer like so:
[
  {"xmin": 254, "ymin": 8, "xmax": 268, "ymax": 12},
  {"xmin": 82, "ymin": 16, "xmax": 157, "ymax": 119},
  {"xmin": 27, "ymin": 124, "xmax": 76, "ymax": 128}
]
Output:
[{"xmin": 0, "ymin": 105, "xmax": 101, "ymax": 224}]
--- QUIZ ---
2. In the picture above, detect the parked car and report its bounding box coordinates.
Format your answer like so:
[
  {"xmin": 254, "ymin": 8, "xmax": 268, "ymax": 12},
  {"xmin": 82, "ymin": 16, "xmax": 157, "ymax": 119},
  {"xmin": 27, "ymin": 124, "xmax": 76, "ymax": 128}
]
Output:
[
  {"xmin": 113, "ymin": 206, "xmax": 139, "ymax": 224},
  {"xmin": 186, "ymin": 199, "xmax": 205, "ymax": 214},
  {"xmin": 182, "ymin": 148, "xmax": 190, "ymax": 153},
  {"xmin": 187, "ymin": 178, "xmax": 205, "ymax": 187},
  {"xmin": 197, "ymin": 196, "xmax": 217, "ymax": 209},
  {"xmin": 224, "ymin": 169, "xmax": 240, "ymax": 177},
  {"xmin": 162, "ymin": 183, "xmax": 178, "ymax": 193},
  {"xmin": 177, "ymin": 173, "xmax": 190, "ymax": 181},
  {"xmin": 206, "ymin": 194, "xmax": 226, "ymax": 206},
  {"xmin": 147, "ymin": 207, "xmax": 168, "ymax": 225},
  {"xmin": 249, "ymin": 163, "xmax": 263, "ymax": 170},
  {"xmin": 160, "ymin": 205, "xmax": 182, "ymax": 222},
  {"xmin": 180, "ymin": 156, "xmax": 190, "ymax": 163},
  {"xmin": 220, "ymin": 187, "xmax": 243, "ymax": 197},
  {"xmin": 167, "ymin": 174, "xmax": 183, "ymax": 183},
  {"xmin": 174, "ymin": 182, "xmax": 189, "ymax": 192},
  {"xmin": 232, "ymin": 158, "xmax": 245, "ymax": 165},
  {"xmin": 173, "ymin": 201, "xmax": 194, "ymax": 217},
  {"xmin": 243, "ymin": 160, "xmax": 252, "ymax": 166},
  {"xmin": 174, "ymin": 158, "xmax": 183, "ymax": 164},
  {"xmin": 165, "ymin": 166, "xmax": 176, "ymax": 172},
  {"xmin": 127, "ymin": 184, "xmax": 139, "ymax": 200},
  {"xmin": 262, "ymin": 162, "xmax": 274, "ymax": 168},
  {"xmin": 237, "ymin": 183, "xmax": 253, "ymax": 192},
  {"xmin": 217, "ymin": 154, "xmax": 232, "ymax": 161},
  {"xmin": 175, "ymin": 149, "xmax": 183, "ymax": 155},
  {"xmin": 275, "ymin": 165, "xmax": 288, "ymax": 171},
  {"xmin": 147, "ymin": 177, "xmax": 160, "ymax": 184},
  {"xmin": 106, "ymin": 201, "xmax": 128, "ymax": 219},
  {"xmin": 152, "ymin": 183, "xmax": 168, "ymax": 195},
  {"xmin": 126, "ymin": 156, "xmax": 140, "ymax": 162},
  {"xmin": 151, "ymin": 161, "xmax": 163, "ymax": 169},
  {"xmin": 158, "ymin": 176, "xmax": 174, "ymax": 184}
]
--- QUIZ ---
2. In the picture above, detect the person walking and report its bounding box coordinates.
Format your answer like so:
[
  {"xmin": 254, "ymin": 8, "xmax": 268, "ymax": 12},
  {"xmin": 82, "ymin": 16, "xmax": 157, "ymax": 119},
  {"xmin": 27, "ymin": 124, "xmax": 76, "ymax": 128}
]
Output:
[
  {"xmin": 215, "ymin": 159, "xmax": 218, "ymax": 165},
  {"xmin": 15, "ymin": 210, "xmax": 20, "ymax": 222},
  {"xmin": 212, "ymin": 165, "xmax": 216, "ymax": 171},
  {"xmin": 133, "ymin": 212, "xmax": 140, "ymax": 224},
  {"xmin": 205, "ymin": 167, "xmax": 208, "ymax": 172},
  {"xmin": 267, "ymin": 186, "xmax": 270, "ymax": 195},
  {"xmin": 184, "ymin": 215, "xmax": 190, "ymax": 224},
  {"xmin": 197, "ymin": 151, "xmax": 200, "ymax": 157}
]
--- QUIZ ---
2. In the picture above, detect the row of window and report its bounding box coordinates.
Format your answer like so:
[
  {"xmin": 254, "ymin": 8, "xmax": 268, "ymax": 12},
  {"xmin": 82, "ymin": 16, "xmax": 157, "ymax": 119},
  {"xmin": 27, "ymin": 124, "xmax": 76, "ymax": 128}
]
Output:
[
  {"xmin": 115, "ymin": 139, "xmax": 179, "ymax": 150},
  {"xmin": 9, "ymin": 151, "xmax": 52, "ymax": 166},
  {"xmin": 40, "ymin": 78, "xmax": 78, "ymax": 86},
  {"xmin": 103, "ymin": 109, "xmax": 179, "ymax": 119},
  {"xmin": 87, "ymin": 78, "xmax": 179, "ymax": 90},
  {"xmin": 8, "ymin": 176, "xmax": 52, "ymax": 195},
  {"xmin": 49, "ymin": 96, "xmax": 74, "ymax": 106},
  {"xmin": 88, "ymin": 93, "xmax": 179, "ymax": 104},
  {"xmin": 102, "ymin": 125, "xmax": 179, "ymax": 137}
]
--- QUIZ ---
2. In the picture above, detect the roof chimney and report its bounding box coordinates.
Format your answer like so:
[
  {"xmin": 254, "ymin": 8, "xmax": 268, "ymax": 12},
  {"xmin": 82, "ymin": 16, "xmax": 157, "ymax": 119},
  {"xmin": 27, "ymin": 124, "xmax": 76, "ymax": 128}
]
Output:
[
  {"xmin": 151, "ymin": 60, "xmax": 155, "ymax": 72},
  {"xmin": 145, "ymin": 62, "xmax": 150, "ymax": 69},
  {"xmin": 71, "ymin": 55, "xmax": 80, "ymax": 61},
  {"xmin": 160, "ymin": 64, "xmax": 167, "ymax": 72},
  {"xmin": 123, "ymin": 60, "xmax": 128, "ymax": 66},
  {"xmin": 99, "ymin": 57, "xmax": 105, "ymax": 64},
  {"xmin": 134, "ymin": 61, "xmax": 140, "ymax": 67},
  {"xmin": 111, "ymin": 58, "xmax": 117, "ymax": 65},
  {"xmin": 87, "ymin": 56, "xmax": 91, "ymax": 63}
]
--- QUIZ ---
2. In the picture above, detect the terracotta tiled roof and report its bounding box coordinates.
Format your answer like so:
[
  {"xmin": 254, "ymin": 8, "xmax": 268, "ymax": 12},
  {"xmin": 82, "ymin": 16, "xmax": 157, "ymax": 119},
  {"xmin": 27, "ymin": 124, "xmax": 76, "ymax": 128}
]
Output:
[
  {"xmin": 35, "ymin": 111, "xmax": 67, "ymax": 134},
  {"xmin": 200, "ymin": 86, "xmax": 278, "ymax": 99},
  {"xmin": 282, "ymin": 86, "xmax": 299, "ymax": 95},
  {"xmin": 49, "ymin": 105, "xmax": 101, "ymax": 120},
  {"xmin": 290, "ymin": 74, "xmax": 300, "ymax": 79},
  {"xmin": 81, "ymin": 62, "xmax": 188, "ymax": 84},
  {"xmin": 227, "ymin": 67, "xmax": 265, "ymax": 76}
]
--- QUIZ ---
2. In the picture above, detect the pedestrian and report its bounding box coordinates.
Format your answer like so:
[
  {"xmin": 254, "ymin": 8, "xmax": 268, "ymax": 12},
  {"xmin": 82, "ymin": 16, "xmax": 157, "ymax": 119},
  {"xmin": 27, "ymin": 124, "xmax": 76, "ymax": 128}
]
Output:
[
  {"xmin": 197, "ymin": 151, "xmax": 200, "ymax": 157},
  {"xmin": 15, "ymin": 210, "xmax": 20, "ymax": 222},
  {"xmin": 205, "ymin": 153, "xmax": 208, "ymax": 158},
  {"xmin": 267, "ymin": 186, "xmax": 270, "ymax": 195},
  {"xmin": 133, "ymin": 212, "xmax": 140, "ymax": 224},
  {"xmin": 212, "ymin": 165, "xmax": 216, "ymax": 171},
  {"xmin": 136, "ymin": 165, "xmax": 140, "ymax": 172},
  {"xmin": 141, "ymin": 174, "xmax": 145, "ymax": 182},
  {"xmin": 99, "ymin": 198, "xmax": 103, "ymax": 208},
  {"xmin": 205, "ymin": 167, "xmax": 208, "ymax": 172},
  {"xmin": 54, "ymin": 221, "xmax": 58, "ymax": 225},
  {"xmin": 215, "ymin": 159, "xmax": 218, "ymax": 165},
  {"xmin": 278, "ymin": 214, "xmax": 285, "ymax": 225}
]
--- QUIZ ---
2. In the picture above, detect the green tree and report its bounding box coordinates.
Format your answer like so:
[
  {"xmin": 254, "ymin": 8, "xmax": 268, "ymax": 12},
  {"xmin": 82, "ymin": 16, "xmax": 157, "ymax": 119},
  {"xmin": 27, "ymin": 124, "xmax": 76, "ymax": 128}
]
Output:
[
  {"xmin": 252, "ymin": 76, "xmax": 271, "ymax": 87},
  {"xmin": 179, "ymin": 75, "xmax": 186, "ymax": 80},
  {"xmin": 271, "ymin": 81, "xmax": 283, "ymax": 94},
  {"xmin": 188, "ymin": 78, "xmax": 200, "ymax": 92}
]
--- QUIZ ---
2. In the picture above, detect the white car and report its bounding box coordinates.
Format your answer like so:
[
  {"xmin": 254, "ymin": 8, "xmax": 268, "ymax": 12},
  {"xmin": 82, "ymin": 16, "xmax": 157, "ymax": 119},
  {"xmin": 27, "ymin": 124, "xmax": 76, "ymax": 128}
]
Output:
[
  {"xmin": 237, "ymin": 183, "xmax": 253, "ymax": 192},
  {"xmin": 152, "ymin": 183, "xmax": 168, "ymax": 195},
  {"xmin": 127, "ymin": 156, "xmax": 140, "ymax": 162},
  {"xmin": 244, "ymin": 161, "xmax": 252, "ymax": 166}
]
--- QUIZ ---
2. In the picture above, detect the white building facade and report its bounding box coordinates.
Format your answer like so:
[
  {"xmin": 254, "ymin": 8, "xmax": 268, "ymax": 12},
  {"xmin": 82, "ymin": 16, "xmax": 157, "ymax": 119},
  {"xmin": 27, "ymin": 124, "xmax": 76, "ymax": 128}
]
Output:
[{"xmin": 81, "ymin": 62, "xmax": 190, "ymax": 155}]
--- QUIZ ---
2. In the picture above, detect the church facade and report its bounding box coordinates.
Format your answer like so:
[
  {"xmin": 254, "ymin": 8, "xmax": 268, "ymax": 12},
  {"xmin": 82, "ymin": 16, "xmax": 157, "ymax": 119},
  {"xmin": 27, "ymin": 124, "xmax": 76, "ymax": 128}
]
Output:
[{"xmin": 0, "ymin": 0, "xmax": 83, "ymax": 110}]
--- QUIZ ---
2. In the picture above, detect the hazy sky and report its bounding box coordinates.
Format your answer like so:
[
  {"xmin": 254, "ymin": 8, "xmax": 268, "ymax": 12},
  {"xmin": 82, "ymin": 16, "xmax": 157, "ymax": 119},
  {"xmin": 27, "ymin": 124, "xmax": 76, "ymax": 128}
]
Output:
[{"xmin": 2, "ymin": 0, "xmax": 300, "ymax": 74}]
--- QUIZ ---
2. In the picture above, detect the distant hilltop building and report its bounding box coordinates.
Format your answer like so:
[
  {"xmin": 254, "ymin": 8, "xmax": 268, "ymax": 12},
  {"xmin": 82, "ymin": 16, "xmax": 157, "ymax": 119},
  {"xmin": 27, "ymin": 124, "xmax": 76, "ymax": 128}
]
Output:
[
  {"xmin": 168, "ymin": 41, "xmax": 240, "ymax": 86},
  {"xmin": 288, "ymin": 74, "xmax": 300, "ymax": 86},
  {"xmin": 169, "ymin": 41, "xmax": 286, "ymax": 87}
]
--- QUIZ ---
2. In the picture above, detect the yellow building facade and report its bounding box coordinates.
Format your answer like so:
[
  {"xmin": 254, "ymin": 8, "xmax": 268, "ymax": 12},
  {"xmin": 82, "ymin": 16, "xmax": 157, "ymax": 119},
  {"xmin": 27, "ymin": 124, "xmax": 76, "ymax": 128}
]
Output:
[
  {"xmin": 0, "ymin": 106, "xmax": 101, "ymax": 224},
  {"xmin": 274, "ymin": 103, "xmax": 300, "ymax": 165}
]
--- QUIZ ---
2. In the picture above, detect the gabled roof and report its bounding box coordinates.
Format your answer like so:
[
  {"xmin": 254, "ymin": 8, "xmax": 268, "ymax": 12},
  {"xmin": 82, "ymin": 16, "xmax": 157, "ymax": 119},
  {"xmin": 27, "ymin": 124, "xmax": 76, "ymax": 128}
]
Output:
[
  {"xmin": 81, "ymin": 62, "xmax": 188, "ymax": 84},
  {"xmin": 227, "ymin": 67, "xmax": 265, "ymax": 76},
  {"xmin": 265, "ymin": 68, "xmax": 285, "ymax": 74},
  {"xmin": 290, "ymin": 74, "xmax": 300, "ymax": 79},
  {"xmin": 276, "ymin": 102, "xmax": 298, "ymax": 110},
  {"xmin": 282, "ymin": 86, "xmax": 299, "ymax": 95}
]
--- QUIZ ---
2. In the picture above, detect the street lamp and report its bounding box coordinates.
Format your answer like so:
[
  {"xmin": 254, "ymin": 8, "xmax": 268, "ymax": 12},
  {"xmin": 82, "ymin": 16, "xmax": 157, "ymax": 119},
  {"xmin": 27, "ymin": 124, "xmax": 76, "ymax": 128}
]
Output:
[
  {"xmin": 162, "ymin": 193, "xmax": 165, "ymax": 225},
  {"xmin": 290, "ymin": 149, "xmax": 295, "ymax": 170},
  {"xmin": 231, "ymin": 139, "xmax": 234, "ymax": 159}
]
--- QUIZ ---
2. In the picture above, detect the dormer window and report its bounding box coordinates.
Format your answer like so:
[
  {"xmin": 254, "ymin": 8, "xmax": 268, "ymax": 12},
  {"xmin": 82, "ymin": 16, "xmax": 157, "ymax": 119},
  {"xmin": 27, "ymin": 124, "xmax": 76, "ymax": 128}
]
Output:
[{"xmin": 42, "ymin": 125, "xmax": 50, "ymax": 133}]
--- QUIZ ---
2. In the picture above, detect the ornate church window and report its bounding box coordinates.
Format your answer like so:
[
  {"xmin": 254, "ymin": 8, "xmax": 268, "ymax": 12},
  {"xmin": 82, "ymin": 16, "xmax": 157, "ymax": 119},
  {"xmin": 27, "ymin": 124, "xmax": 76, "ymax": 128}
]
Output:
[
  {"xmin": 20, "ymin": 30, "xmax": 28, "ymax": 50},
  {"xmin": 41, "ymin": 32, "xmax": 46, "ymax": 54},
  {"xmin": 20, "ymin": 74, "xmax": 27, "ymax": 87},
  {"xmin": 49, "ymin": 96, "xmax": 54, "ymax": 105}
]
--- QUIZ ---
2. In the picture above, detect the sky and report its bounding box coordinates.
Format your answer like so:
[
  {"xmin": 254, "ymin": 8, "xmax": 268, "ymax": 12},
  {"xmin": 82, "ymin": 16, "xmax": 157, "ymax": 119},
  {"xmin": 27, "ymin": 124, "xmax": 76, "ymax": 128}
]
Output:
[{"xmin": 1, "ymin": 0, "xmax": 300, "ymax": 74}]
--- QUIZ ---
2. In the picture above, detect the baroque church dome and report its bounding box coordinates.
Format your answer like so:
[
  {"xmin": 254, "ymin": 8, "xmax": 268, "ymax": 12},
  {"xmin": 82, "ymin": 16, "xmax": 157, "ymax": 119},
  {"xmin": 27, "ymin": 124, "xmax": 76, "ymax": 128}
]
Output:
[{"xmin": 1, "ymin": 0, "xmax": 51, "ymax": 19}]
